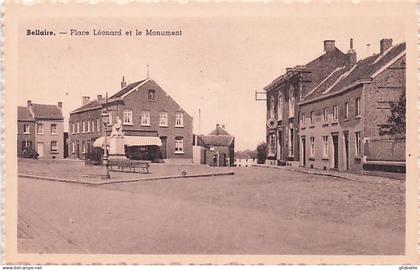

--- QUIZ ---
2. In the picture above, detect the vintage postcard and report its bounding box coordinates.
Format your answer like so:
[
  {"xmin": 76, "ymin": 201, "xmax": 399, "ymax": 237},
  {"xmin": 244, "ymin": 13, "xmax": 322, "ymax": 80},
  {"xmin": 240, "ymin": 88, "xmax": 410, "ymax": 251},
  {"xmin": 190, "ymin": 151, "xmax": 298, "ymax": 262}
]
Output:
[{"xmin": 2, "ymin": 0, "xmax": 419, "ymax": 265}]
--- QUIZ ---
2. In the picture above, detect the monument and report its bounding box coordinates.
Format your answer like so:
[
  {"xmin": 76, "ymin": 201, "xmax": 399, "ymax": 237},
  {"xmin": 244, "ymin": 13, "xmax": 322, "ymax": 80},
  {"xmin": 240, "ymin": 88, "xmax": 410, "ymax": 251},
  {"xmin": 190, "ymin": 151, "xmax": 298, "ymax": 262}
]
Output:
[{"xmin": 108, "ymin": 116, "xmax": 126, "ymax": 159}]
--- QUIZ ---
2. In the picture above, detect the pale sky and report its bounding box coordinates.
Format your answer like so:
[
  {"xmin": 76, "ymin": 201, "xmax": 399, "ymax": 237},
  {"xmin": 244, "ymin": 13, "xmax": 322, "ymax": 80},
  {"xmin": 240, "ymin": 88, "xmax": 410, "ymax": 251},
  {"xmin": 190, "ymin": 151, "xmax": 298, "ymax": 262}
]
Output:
[{"xmin": 18, "ymin": 12, "xmax": 405, "ymax": 151}]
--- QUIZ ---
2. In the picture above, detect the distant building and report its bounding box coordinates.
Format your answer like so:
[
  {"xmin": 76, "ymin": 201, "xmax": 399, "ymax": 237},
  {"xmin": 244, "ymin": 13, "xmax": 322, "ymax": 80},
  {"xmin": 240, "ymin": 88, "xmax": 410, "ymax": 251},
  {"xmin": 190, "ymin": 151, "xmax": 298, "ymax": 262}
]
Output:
[
  {"xmin": 194, "ymin": 124, "xmax": 235, "ymax": 166},
  {"xmin": 68, "ymin": 78, "xmax": 193, "ymax": 161},
  {"xmin": 299, "ymin": 39, "xmax": 405, "ymax": 173},
  {"xmin": 264, "ymin": 40, "xmax": 349, "ymax": 166},
  {"xmin": 18, "ymin": 101, "xmax": 64, "ymax": 158}
]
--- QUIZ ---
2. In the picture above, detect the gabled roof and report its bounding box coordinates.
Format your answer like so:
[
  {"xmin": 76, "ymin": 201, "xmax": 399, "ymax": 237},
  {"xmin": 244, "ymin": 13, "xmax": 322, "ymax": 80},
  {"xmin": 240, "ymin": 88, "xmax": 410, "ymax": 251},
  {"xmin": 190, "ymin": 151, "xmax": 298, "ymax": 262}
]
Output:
[
  {"xmin": 18, "ymin": 106, "xmax": 34, "ymax": 121},
  {"xmin": 301, "ymin": 42, "xmax": 406, "ymax": 104},
  {"xmin": 201, "ymin": 135, "xmax": 234, "ymax": 147},
  {"xmin": 30, "ymin": 103, "xmax": 63, "ymax": 120},
  {"xmin": 71, "ymin": 99, "xmax": 105, "ymax": 114},
  {"xmin": 264, "ymin": 48, "xmax": 347, "ymax": 92},
  {"xmin": 209, "ymin": 125, "xmax": 231, "ymax": 136},
  {"xmin": 109, "ymin": 79, "xmax": 148, "ymax": 99}
]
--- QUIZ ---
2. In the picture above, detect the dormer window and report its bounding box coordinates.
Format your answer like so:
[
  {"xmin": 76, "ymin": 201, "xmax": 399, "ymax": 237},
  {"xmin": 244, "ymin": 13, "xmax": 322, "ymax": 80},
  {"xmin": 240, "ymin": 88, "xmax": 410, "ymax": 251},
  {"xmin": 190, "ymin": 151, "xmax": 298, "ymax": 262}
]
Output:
[{"xmin": 148, "ymin": 89, "xmax": 156, "ymax": 101}]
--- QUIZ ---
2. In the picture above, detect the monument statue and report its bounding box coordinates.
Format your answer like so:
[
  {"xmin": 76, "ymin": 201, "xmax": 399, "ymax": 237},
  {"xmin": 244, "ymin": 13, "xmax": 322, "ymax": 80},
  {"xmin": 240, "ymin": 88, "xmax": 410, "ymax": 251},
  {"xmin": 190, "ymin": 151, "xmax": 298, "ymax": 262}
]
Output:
[{"xmin": 111, "ymin": 116, "xmax": 124, "ymax": 137}]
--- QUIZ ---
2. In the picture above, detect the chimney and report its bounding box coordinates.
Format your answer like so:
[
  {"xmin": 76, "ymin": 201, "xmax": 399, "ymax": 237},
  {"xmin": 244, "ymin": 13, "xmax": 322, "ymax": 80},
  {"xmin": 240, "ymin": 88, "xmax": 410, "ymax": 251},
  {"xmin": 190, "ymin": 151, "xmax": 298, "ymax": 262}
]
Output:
[
  {"xmin": 82, "ymin": 96, "xmax": 90, "ymax": 105},
  {"xmin": 27, "ymin": 100, "xmax": 32, "ymax": 108},
  {"xmin": 216, "ymin": 123, "xmax": 220, "ymax": 129},
  {"xmin": 346, "ymin": 38, "xmax": 357, "ymax": 69},
  {"xmin": 323, "ymin": 40, "xmax": 335, "ymax": 53},
  {"xmin": 57, "ymin": 102, "xmax": 63, "ymax": 109},
  {"xmin": 97, "ymin": 94, "xmax": 103, "ymax": 100},
  {"xmin": 380, "ymin": 38, "xmax": 393, "ymax": 54},
  {"xmin": 121, "ymin": 76, "xmax": 127, "ymax": 89},
  {"xmin": 221, "ymin": 124, "xmax": 225, "ymax": 129}
]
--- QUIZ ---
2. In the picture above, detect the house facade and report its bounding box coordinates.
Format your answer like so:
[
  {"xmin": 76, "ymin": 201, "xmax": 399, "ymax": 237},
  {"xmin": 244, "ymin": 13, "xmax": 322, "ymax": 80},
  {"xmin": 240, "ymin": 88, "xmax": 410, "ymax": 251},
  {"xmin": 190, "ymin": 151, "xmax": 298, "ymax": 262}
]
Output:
[
  {"xmin": 69, "ymin": 78, "xmax": 193, "ymax": 161},
  {"xmin": 264, "ymin": 40, "xmax": 348, "ymax": 166},
  {"xmin": 18, "ymin": 101, "xmax": 64, "ymax": 158},
  {"xmin": 298, "ymin": 39, "xmax": 406, "ymax": 173}
]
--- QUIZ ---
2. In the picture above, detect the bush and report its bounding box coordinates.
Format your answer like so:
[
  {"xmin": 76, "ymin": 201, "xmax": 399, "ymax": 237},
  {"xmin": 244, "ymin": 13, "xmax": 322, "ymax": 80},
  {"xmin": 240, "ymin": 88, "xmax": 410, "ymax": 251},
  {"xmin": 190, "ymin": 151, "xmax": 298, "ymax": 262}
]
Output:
[
  {"xmin": 256, "ymin": 142, "xmax": 267, "ymax": 164},
  {"xmin": 85, "ymin": 147, "xmax": 103, "ymax": 165},
  {"xmin": 22, "ymin": 147, "xmax": 39, "ymax": 159}
]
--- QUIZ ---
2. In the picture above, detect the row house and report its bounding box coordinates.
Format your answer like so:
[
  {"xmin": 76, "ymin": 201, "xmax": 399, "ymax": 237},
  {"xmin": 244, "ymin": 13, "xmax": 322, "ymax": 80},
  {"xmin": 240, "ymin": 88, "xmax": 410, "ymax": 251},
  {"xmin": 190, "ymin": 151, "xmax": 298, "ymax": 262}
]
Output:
[
  {"xmin": 264, "ymin": 40, "xmax": 348, "ymax": 165},
  {"xmin": 299, "ymin": 39, "xmax": 405, "ymax": 173},
  {"xmin": 69, "ymin": 78, "xmax": 193, "ymax": 161},
  {"xmin": 17, "ymin": 101, "xmax": 64, "ymax": 158}
]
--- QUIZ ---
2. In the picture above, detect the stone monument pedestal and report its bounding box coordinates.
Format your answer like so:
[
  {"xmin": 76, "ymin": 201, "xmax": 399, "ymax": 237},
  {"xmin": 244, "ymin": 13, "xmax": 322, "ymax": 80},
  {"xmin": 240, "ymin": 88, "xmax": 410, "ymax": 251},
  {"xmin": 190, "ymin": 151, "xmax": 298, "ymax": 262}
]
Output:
[{"xmin": 108, "ymin": 136, "xmax": 127, "ymax": 159}]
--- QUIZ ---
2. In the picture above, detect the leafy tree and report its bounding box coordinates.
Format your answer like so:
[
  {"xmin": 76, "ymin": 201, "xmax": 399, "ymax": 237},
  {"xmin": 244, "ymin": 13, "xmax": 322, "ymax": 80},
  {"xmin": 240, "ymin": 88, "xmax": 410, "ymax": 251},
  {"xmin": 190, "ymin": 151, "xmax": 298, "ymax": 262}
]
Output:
[
  {"xmin": 256, "ymin": 142, "xmax": 268, "ymax": 164},
  {"xmin": 379, "ymin": 92, "xmax": 406, "ymax": 137}
]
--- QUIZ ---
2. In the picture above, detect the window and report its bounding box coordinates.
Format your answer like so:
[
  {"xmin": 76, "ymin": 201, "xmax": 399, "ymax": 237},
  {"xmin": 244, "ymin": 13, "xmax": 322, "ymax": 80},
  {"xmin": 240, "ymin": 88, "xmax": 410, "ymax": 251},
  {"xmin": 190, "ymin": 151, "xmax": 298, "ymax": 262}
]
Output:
[
  {"xmin": 289, "ymin": 87, "xmax": 295, "ymax": 118},
  {"xmin": 92, "ymin": 120, "xmax": 95, "ymax": 132},
  {"xmin": 323, "ymin": 136, "xmax": 329, "ymax": 157},
  {"xmin": 36, "ymin": 123, "xmax": 44, "ymax": 134},
  {"xmin": 82, "ymin": 121, "xmax": 86, "ymax": 133},
  {"xmin": 76, "ymin": 122, "xmax": 80, "ymax": 133},
  {"xmin": 87, "ymin": 121, "xmax": 91, "ymax": 133},
  {"xmin": 301, "ymin": 113, "xmax": 305, "ymax": 126},
  {"xmin": 175, "ymin": 112, "xmax": 184, "ymax": 127},
  {"xmin": 51, "ymin": 124, "xmax": 57, "ymax": 134},
  {"xmin": 97, "ymin": 118, "xmax": 101, "ymax": 132},
  {"xmin": 82, "ymin": 141, "xmax": 86, "ymax": 154},
  {"xmin": 159, "ymin": 111, "xmax": 168, "ymax": 127},
  {"xmin": 277, "ymin": 96, "xmax": 283, "ymax": 121},
  {"xmin": 310, "ymin": 111, "xmax": 315, "ymax": 125},
  {"xmin": 148, "ymin": 89, "xmax": 156, "ymax": 100},
  {"xmin": 50, "ymin": 141, "xmax": 58, "ymax": 152},
  {"xmin": 333, "ymin": 106, "xmax": 338, "ymax": 121},
  {"xmin": 323, "ymin": 108, "xmax": 329, "ymax": 122},
  {"xmin": 269, "ymin": 96, "xmax": 275, "ymax": 118},
  {"xmin": 23, "ymin": 124, "xmax": 30, "ymax": 134},
  {"xmin": 123, "ymin": 110, "xmax": 133, "ymax": 125},
  {"xmin": 310, "ymin": 137, "xmax": 315, "ymax": 157},
  {"xmin": 268, "ymin": 133, "xmax": 276, "ymax": 156},
  {"xmin": 355, "ymin": 131, "xmax": 362, "ymax": 156},
  {"xmin": 141, "ymin": 111, "xmax": 151, "ymax": 126},
  {"xmin": 175, "ymin": 137, "xmax": 184, "ymax": 153},
  {"xmin": 355, "ymin": 97, "xmax": 361, "ymax": 117},
  {"xmin": 71, "ymin": 141, "xmax": 75, "ymax": 154},
  {"xmin": 344, "ymin": 102, "xmax": 349, "ymax": 119},
  {"xmin": 108, "ymin": 113, "xmax": 113, "ymax": 126},
  {"xmin": 72, "ymin": 123, "xmax": 75, "ymax": 134}
]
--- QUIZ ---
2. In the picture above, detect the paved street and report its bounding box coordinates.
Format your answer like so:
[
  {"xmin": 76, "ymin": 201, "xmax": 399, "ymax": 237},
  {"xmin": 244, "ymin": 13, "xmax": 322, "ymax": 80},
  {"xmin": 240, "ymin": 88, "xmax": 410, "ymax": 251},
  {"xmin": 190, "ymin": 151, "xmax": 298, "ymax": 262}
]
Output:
[{"xmin": 18, "ymin": 162, "xmax": 405, "ymax": 255}]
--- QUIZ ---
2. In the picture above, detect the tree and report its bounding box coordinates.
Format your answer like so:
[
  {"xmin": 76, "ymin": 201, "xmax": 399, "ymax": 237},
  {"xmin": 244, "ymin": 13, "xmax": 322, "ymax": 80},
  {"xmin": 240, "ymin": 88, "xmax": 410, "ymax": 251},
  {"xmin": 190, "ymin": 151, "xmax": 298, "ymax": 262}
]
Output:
[
  {"xmin": 379, "ymin": 92, "xmax": 406, "ymax": 137},
  {"xmin": 256, "ymin": 142, "xmax": 268, "ymax": 164}
]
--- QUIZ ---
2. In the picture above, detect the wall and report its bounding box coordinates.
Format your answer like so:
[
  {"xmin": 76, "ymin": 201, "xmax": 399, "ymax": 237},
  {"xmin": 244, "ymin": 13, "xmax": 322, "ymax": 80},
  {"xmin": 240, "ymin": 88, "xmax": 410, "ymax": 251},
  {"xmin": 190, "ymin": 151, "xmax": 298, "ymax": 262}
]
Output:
[
  {"xmin": 34, "ymin": 119, "xmax": 64, "ymax": 159},
  {"xmin": 17, "ymin": 120, "xmax": 35, "ymax": 155}
]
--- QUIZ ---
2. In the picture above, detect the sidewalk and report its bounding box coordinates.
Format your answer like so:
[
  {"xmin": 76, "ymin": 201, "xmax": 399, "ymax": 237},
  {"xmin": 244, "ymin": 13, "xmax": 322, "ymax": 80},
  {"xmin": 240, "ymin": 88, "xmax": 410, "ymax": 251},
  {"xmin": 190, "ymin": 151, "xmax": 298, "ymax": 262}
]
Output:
[
  {"xmin": 254, "ymin": 164, "xmax": 403, "ymax": 184},
  {"xmin": 18, "ymin": 159, "xmax": 234, "ymax": 185}
]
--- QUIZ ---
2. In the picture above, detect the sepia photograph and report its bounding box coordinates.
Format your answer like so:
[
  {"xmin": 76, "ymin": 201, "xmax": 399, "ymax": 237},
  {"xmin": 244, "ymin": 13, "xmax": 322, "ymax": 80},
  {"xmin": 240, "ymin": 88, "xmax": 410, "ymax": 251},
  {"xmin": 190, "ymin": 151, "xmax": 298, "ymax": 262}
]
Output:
[{"xmin": 2, "ymin": 1, "xmax": 418, "ymax": 265}]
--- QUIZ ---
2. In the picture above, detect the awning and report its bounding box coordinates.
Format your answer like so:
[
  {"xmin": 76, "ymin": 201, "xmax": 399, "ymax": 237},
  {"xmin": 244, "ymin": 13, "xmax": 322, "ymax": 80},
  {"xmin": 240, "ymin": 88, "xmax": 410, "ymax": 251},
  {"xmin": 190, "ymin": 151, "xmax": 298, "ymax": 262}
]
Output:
[{"xmin": 93, "ymin": 136, "xmax": 162, "ymax": 148}]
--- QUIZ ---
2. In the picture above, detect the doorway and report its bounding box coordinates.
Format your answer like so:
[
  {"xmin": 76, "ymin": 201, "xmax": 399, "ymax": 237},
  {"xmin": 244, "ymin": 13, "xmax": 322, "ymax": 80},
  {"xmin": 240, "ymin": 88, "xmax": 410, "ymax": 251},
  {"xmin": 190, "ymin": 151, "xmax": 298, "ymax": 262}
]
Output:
[
  {"xmin": 37, "ymin": 142, "xmax": 44, "ymax": 158},
  {"xmin": 301, "ymin": 137, "xmax": 306, "ymax": 167},
  {"xmin": 344, "ymin": 132, "xmax": 349, "ymax": 171},
  {"xmin": 160, "ymin": 136, "xmax": 167, "ymax": 159},
  {"xmin": 332, "ymin": 134, "xmax": 339, "ymax": 169}
]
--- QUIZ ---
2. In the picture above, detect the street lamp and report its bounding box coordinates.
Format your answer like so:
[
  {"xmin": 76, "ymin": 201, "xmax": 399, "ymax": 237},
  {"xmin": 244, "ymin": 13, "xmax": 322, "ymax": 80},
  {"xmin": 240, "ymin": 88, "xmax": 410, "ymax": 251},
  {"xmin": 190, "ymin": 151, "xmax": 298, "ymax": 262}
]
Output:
[{"xmin": 101, "ymin": 111, "xmax": 110, "ymax": 179}]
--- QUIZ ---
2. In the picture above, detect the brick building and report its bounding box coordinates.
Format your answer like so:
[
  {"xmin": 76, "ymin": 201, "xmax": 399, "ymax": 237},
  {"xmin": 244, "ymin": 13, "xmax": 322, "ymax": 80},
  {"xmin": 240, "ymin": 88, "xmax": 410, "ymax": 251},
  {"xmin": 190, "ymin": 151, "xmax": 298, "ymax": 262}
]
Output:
[
  {"xmin": 18, "ymin": 101, "xmax": 64, "ymax": 158},
  {"xmin": 195, "ymin": 124, "xmax": 235, "ymax": 166},
  {"xmin": 264, "ymin": 40, "xmax": 348, "ymax": 165},
  {"xmin": 68, "ymin": 78, "xmax": 193, "ymax": 161},
  {"xmin": 298, "ymin": 39, "xmax": 405, "ymax": 173}
]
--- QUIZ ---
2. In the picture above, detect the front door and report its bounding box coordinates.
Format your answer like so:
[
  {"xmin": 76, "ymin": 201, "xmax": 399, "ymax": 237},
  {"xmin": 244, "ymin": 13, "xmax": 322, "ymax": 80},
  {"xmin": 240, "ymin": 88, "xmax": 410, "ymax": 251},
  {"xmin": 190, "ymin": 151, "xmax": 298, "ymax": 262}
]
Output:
[
  {"xmin": 344, "ymin": 132, "xmax": 349, "ymax": 170},
  {"xmin": 332, "ymin": 134, "xmax": 339, "ymax": 169},
  {"xmin": 37, "ymin": 142, "xmax": 44, "ymax": 157},
  {"xmin": 160, "ymin": 136, "xmax": 167, "ymax": 159},
  {"xmin": 301, "ymin": 137, "xmax": 306, "ymax": 166}
]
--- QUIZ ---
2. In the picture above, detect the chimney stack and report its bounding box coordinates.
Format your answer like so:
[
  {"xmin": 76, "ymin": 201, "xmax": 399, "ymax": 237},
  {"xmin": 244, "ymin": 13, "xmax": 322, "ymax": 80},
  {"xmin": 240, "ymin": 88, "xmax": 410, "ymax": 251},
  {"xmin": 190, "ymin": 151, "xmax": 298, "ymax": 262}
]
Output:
[
  {"xmin": 82, "ymin": 96, "xmax": 90, "ymax": 106},
  {"xmin": 221, "ymin": 124, "xmax": 225, "ymax": 129},
  {"xmin": 323, "ymin": 40, "xmax": 335, "ymax": 53},
  {"xmin": 57, "ymin": 102, "xmax": 63, "ymax": 109},
  {"xmin": 380, "ymin": 38, "xmax": 393, "ymax": 54},
  {"xmin": 97, "ymin": 94, "xmax": 103, "ymax": 100},
  {"xmin": 27, "ymin": 100, "xmax": 32, "ymax": 108},
  {"xmin": 121, "ymin": 76, "xmax": 127, "ymax": 89},
  {"xmin": 346, "ymin": 38, "xmax": 357, "ymax": 69}
]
